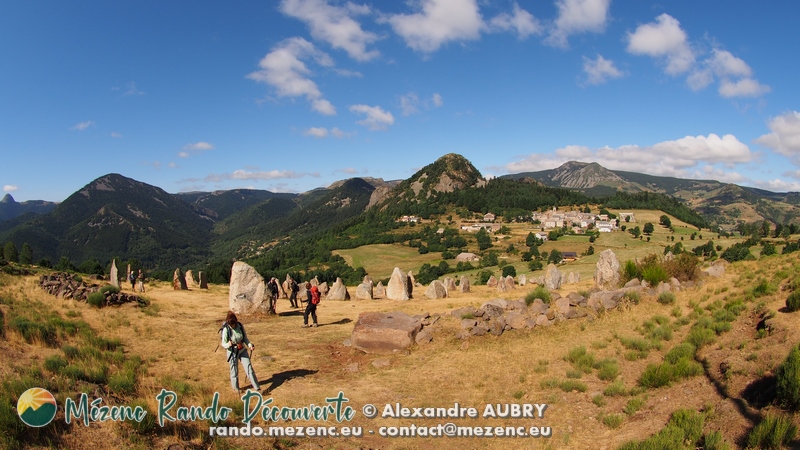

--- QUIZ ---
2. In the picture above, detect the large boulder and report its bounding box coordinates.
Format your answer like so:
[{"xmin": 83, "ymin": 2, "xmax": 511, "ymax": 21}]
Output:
[
  {"xmin": 386, "ymin": 267, "xmax": 410, "ymax": 301},
  {"xmin": 594, "ymin": 249, "xmax": 620, "ymax": 290},
  {"xmin": 505, "ymin": 275, "xmax": 516, "ymax": 290},
  {"xmin": 443, "ymin": 277, "xmax": 457, "ymax": 293},
  {"xmin": 544, "ymin": 264, "xmax": 563, "ymax": 290},
  {"xmin": 703, "ymin": 259, "xmax": 727, "ymax": 278},
  {"xmin": 487, "ymin": 275, "xmax": 498, "ymax": 287},
  {"xmin": 199, "ymin": 271, "xmax": 208, "ymax": 289},
  {"xmin": 355, "ymin": 282, "xmax": 373, "ymax": 300},
  {"xmin": 229, "ymin": 261, "xmax": 271, "ymax": 315},
  {"xmin": 518, "ymin": 274, "xmax": 527, "ymax": 286},
  {"xmin": 327, "ymin": 277, "xmax": 350, "ymax": 300},
  {"xmin": 351, "ymin": 312, "xmax": 422, "ymax": 354},
  {"xmin": 459, "ymin": 276, "xmax": 471, "ymax": 293},
  {"xmin": 185, "ymin": 270, "xmax": 196, "ymax": 288},
  {"xmin": 424, "ymin": 280, "xmax": 448, "ymax": 299},
  {"xmin": 173, "ymin": 268, "xmax": 188, "ymax": 290},
  {"xmin": 318, "ymin": 282, "xmax": 329, "ymax": 296}
]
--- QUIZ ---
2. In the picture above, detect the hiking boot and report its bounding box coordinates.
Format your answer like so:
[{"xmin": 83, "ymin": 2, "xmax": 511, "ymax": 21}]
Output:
[
  {"xmin": 301, "ymin": 324, "xmax": 309, "ymax": 328},
  {"xmin": 311, "ymin": 323, "xmax": 318, "ymax": 328}
]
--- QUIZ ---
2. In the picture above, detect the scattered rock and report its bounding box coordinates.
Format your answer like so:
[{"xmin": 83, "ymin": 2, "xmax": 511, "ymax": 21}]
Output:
[
  {"xmin": 386, "ymin": 267, "xmax": 410, "ymax": 301},
  {"xmin": 424, "ymin": 280, "xmax": 448, "ymax": 299},
  {"xmin": 351, "ymin": 311, "xmax": 422, "ymax": 354},
  {"xmin": 327, "ymin": 277, "xmax": 350, "ymax": 300},
  {"xmin": 594, "ymin": 249, "xmax": 620, "ymax": 290}
]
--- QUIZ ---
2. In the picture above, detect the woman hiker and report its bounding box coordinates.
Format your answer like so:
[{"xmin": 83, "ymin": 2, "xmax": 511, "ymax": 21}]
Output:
[
  {"xmin": 220, "ymin": 311, "xmax": 260, "ymax": 393},
  {"xmin": 302, "ymin": 282, "xmax": 319, "ymax": 328}
]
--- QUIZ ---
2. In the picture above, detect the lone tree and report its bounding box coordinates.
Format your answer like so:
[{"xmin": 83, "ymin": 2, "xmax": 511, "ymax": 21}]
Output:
[
  {"xmin": 3, "ymin": 241, "xmax": 18, "ymax": 263},
  {"xmin": 19, "ymin": 243, "xmax": 33, "ymax": 265},
  {"xmin": 643, "ymin": 222, "xmax": 655, "ymax": 235},
  {"xmin": 659, "ymin": 215, "xmax": 672, "ymax": 228}
]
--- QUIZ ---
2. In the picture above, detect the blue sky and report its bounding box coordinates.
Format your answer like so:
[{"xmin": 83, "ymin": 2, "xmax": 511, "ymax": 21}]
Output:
[{"xmin": 2, "ymin": 0, "xmax": 799, "ymax": 202}]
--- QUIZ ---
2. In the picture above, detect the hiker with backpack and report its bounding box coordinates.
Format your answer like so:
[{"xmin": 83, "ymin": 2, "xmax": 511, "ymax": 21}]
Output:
[
  {"xmin": 128, "ymin": 271, "xmax": 136, "ymax": 291},
  {"xmin": 220, "ymin": 311, "xmax": 260, "ymax": 393},
  {"xmin": 267, "ymin": 278, "xmax": 279, "ymax": 313},
  {"xmin": 302, "ymin": 282, "xmax": 319, "ymax": 328},
  {"xmin": 288, "ymin": 278, "xmax": 299, "ymax": 308}
]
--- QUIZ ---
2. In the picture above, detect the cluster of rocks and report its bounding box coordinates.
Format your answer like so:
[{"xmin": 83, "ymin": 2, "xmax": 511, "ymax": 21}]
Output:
[
  {"xmin": 173, "ymin": 268, "xmax": 208, "ymax": 290},
  {"xmin": 39, "ymin": 272, "xmax": 144, "ymax": 306},
  {"xmin": 39, "ymin": 272, "xmax": 101, "ymax": 301}
]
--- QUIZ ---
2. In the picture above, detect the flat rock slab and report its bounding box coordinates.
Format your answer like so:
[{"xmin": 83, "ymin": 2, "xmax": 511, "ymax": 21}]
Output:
[{"xmin": 351, "ymin": 311, "xmax": 422, "ymax": 354}]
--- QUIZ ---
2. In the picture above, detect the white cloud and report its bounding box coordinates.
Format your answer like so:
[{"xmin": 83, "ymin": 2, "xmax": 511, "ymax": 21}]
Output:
[
  {"xmin": 400, "ymin": 93, "xmax": 420, "ymax": 116},
  {"xmin": 582, "ymin": 54, "xmax": 624, "ymax": 85},
  {"xmin": 168, "ymin": 162, "xmax": 177, "ymax": 168},
  {"xmin": 718, "ymin": 78, "xmax": 771, "ymax": 98},
  {"xmin": 280, "ymin": 0, "xmax": 379, "ymax": 61},
  {"xmin": 179, "ymin": 141, "xmax": 214, "ymax": 158},
  {"xmin": 753, "ymin": 179, "xmax": 800, "ymax": 192},
  {"xmin": 193, "ymin": 169, "xmax": 321, "ymax": 183},
  {"xmin": 784, "ymin": 170, "xmax": 800, "ymax": 179},
  {"xmin": 247, "ymin": 37, "xmax": 337, "ymax": 115},
  {"xmin": 349, "ymin": 104, "xmax": 395, "ymax": 130},
  {"xmin": 70, "ymin": 120, "xmax": 95, "ymax": 131},
  {"xmin": 707, "ymin": 49, "xmax": 752, "ymax": 78},
  {"xmin": 337, "ymin": 167, "xmax": 360, "ymax": 175},
  {"xmin": 3, "ymin": 185, "xmax": 18, "ymax": 192},
  {"xmin": 489, "ymin": 2, "xmax": 542, "ymax": 39},
  {"xmin": 385, "ymin": 0, "xmax": 484, "ymax": 53},
  {"xmin": 504, "ymin": 133, "xmax": 754, "ymax": 179},
  {"xmin": 303, "ymin": 126, "xmax": 353, "ymax": 138},
  {"xmin": 626, "ymin": 14, "xmax": 694, "ymax": 75},
  {"xmin": 111, "ymin": 132, "xmax": 123, "ymax": 138},
  {"xmin": 546, "ymin": 0, "xmax": 610, "ymax": 48},
  {"xmin": 755, "ymin": 111, "xmax": 800, "ymax": 159},
  {"xmin": 432, "ymin": 93, "xmax": 443, "ymax": 107}
]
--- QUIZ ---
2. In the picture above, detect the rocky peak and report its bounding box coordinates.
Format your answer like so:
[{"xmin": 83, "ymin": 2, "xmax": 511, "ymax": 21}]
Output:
[
  {"xmin": 1, "ymin": 193, "xmax": 15, "ymax": 204},
  {"xmin": 550, "ymin": 161, "xmax": 624, "ymax": 189}
]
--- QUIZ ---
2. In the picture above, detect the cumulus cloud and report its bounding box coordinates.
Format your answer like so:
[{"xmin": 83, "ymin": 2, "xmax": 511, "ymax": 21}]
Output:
[
  {"xmin": 755, "ymin": 111, "xmax": 800, "ymax": 160},
  {"xmin": 718, "ymin": 78, "xmax": 771, "ymax": 98},
  {"xmin": 303, "ymin": 126, "xmax": 353, "ymax": 138},
  {"xmin": 4, "ymin": 185, "xmax": 18, "ymax": 192},
  {"xmin": 280, "ymin": 0, "xmax": 380, "ymax": 61},
  {"xmin": 384, "ymin": 0, "xmax": 484, "ymax": 53},
  {"xmin": 349, "ymin": 104, "xmax": 395, "ymax": 130},
  {"xmin": 70, "ymin": 120, "xmax": 95, "ymax": 131},
  {"xmin": 488, "ymin": 2, "xmax": 542, "ymax": 39},
  {"xmin": 688, "ymin": 49, "xmax": 769, "ymax": 97},
  {"xmin": 626, "ymin": 14, "xmax": 694, "ymax": 75},
  {"xmin": 546, "ymin": 0, "xmax": 610, "ymax": 48},
  {"xmin": 179, "ymin": 141, "xmax": 214, "ymax": 158},
  {"xmin": 399, "ymin": 92, "xmax": 444, "ymax": 116},
  {"xmin": 504, "ymin": 133, "xmax": 754, "ymax": 179},
  {"xmin": 753, "ymin": 179, "xmax": 800, "ymax": 192},
  {"xmin": 247, "ymin": 37, "xmax": 337, "ymax": 115},
  {"xmin": 582, "ymin": 54, "xmax": 624, "ymax": 85}
]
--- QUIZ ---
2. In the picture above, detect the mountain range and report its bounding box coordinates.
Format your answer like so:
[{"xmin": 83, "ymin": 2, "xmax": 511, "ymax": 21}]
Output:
[{"xmin": 0, "ymin": 155, "xmax": 797, "ymax": 273}]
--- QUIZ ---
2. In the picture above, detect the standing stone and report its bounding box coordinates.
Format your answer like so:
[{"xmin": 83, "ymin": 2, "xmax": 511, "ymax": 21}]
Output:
[
  {"xmin": 443, "ymin": 277, "xmax": 456, "ymax": 293},
  {"xmin": 199, "ymin": 271, "xmax": 208, "ymax": 289},
  {"xmin": 459, "ymin": 276, "xmax": 471, "ymax": 293},
  {"xmin": 487, "ymin": 275, "xmax": 498, "ymax": 287},
  {"xmin": 127, "ymin": 264, "xmax": 131, "ymax": 284},
  {"xmin": 185, "ymin": 269, "xmax": 196, "ymax": 288},
  {"xmin": 229, "ymin": 261, "xmax": 271, "ymax": 315},
  {"xmin": 363, "ymin": 275, "xmax": 373, "ymax": 286},
  {"xmin": 386, "ymin": 267, "xmax": 410, "ymax": 301},
  {"xmin": 544, "ymin": 264, "xmax": 563, "ymax": 290},
  {"xmin": 505, "ymin": 275, "xmax": 516, "ymax": 290},
  {"xmin": 355, "ymin": 282, "xmax": 373, "ymax": 300},
  {"xmin": 327, "ymin": 277, "xmax": 350, "ymax": 300},
  {"xmin": 318, "ymin": 282, "xmax": 329, "ymax": 296},
  {"xmin": 594, "ymin": 249, "xmax": 621, "ymax": 290},
  {"xmin": 518, "ymin": 274, "xmax": 527, "ymax": 286},
  {"xmin": 374, "ymin": 281, "xmax": 386, "ymax": 299},
  {"xmin": 424, "ymin": 280, "xmax": 448, "ymax": 299},
  {"xmin": 567, "ymin": 272, "xmax": 576, "ymax": 284},
  {"xmin": 310, "ymin": 276, "xmax": 319, "ymax": 287},
  {"xmin": 110, "ymin": 260, "xmax": 119, "ymax": 289},
  {"xmin": 173, "ymin": 268, "xmax": 188, "ymax": 290},
  {"xmin": 496, "ymin": 276, "xmax": 507, "ymax": 292},
  {"xmin": 407, "ymin": 271, "xmax": 415, "ymax": 296}
]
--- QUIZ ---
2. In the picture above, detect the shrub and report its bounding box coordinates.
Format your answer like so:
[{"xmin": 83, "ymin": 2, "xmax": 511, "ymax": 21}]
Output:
[
  {"xmin": 565, "ymin": 346, "xmax": 596, "ymax": 373},
  {"xmin": 87, "ymin": 292, "xmax": 105, "ymax": 308},
  {"xmin": 746, "ymin": 413, "xmax": 797, "ymax": 449},
  {"xmin": 643, "ymin": 265, "xmax": 669, "ymax": 285},
  {"xmin": 687, "ymin": 325, "xmax": 716, "ymax": 348},
  {"xmin": 559, "ymin": 380, "xmax": 587, "ymax": 392},
  {"xmin": 786, "ymin": 291, "xmax": 800, "ymax": 312},
  {"xmin": 669, "ymin": 409, "xmax": 705, "ymax": 445},
  {"xmin": 603, "ymin": 380, "xmax": 628, "ymax": 397},
  {"xmin": 595, "ymin": 359, "xmax": 620, "ymax": 381},
  {"xmin": 702, "ymin": 431, "xmax": 729, "ymax": 450},
  {"xmin": 638, "ymin": 359, "xmax": 703, "ymax": 389},
  {"xmin": 622, "ymin": 260, "xmax": 640, "ymax": 283},
  {"xmin": 129, "ymin": 400, "xmax": 157, "ymax": 434},
  {"xmin": 657, "ymin": 292, "xmax": 676, "ymax": 305},
  {"xmin": 776, "ymin": 345, "xmax": 800, "ymax": 410},
  {"xmin": 600, "ymin": 413, "xmax": 624, "ymax": 429},
  {"xmin": 44, "ymin": 355, "xmax": 68, "ymax": 373},
  {"xmin": 478, "ymin": 270, "xmax": 493, "ymax": 284},
  {"xmin": 525, "ymin": 286, "xmax": 551, "ymax": 305},
  {"xmin": 664, "ymin": 343, "xmax": 696, "ymax": 364},
  {"xmin": 501, "ymin": 265, "xmax": 517, "ymax": 278},
  {"xmin": 623, "ymin": 397, "xmax": 645, "ymax": 416},
  {"xmin": 624, "ymin": 291, "xmax": 641, "ymax": 304}
]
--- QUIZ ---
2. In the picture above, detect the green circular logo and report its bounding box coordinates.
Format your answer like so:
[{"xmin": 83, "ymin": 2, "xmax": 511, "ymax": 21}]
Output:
[{"xmin": 17, "ymin": 388, "xmax": 57, "ymax": 427}]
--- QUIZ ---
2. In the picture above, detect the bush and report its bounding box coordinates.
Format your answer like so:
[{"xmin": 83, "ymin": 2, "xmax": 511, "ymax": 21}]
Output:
[
  {"xmin": 776, "ymin": 346, "xmax": 800, "ymax": 410},
  {"xmin": 501, "ymin": 265, "xmax": 517, "ymax": 278},
  {"xmin": 787, "ymin": 291, "xmax": 800, "ymax": 312},
  {"xmin": 100, "ymin": 285, "xmax": 120, "ymax": 295},
  {"xmin": 559, "ymin": 380, "xmax": 587, "ymax": 392},
  {"xmin": 527, "ymin": 260, "xmax": 543, "ymax": 271},
  {"xmin": 87, "ymin": 292, "xmax": 105, "ymax": 308},
  {"xmin": 525, "ymin": 286, "xmax": 551, "ymax": 305},
  {"xmin": 600, "ymin": 413, "xmax": 624, "ymax": 429},
  {"xmin": 622, "ymin": 260, "xmax": 640, "ymax": 283},
  {"xmin": 643, "ymin": 265, "xmax": 669, "ymax": 285},
  {"xmin": 478, "ymin": 270, "xmax": 493, "ymax": 285},
  {"xmin": 657, "ymin": 292, "xmax": 676, "ymax": 305},
  {"xmin": 746, "ymin": 413, "xmax": 797, "ymax": 449},
  {"xmin": 595, "ymin": 359, "xmax": 620, "ymax": 381}
]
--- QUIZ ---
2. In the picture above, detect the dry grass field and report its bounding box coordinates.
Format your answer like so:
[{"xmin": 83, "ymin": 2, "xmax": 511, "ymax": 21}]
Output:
[{"xmin": 2, "ymin": 243, "xmax": 800, "ymax": 449}]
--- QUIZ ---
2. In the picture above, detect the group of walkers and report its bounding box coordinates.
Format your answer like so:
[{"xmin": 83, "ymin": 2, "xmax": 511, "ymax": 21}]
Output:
[
  {"xmin": 127, "ymin": 269, "xmax": 145, "ymax": 293},
  {"xmin": 221, "ymin": 276, "xmax": 322, "ymax": 394},
  {"xmin": 265, "ymin": 277, "xmax": 320, "ymax": 327}
]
